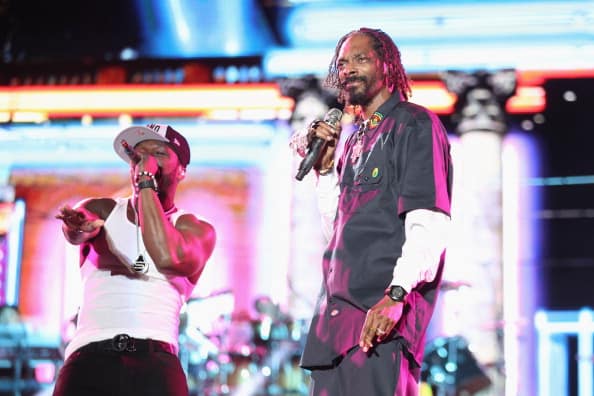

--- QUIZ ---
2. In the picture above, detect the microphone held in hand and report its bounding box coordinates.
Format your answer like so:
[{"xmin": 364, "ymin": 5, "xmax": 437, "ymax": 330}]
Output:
[
  {"xmin": 295, "ymin": 108, "xmax": 343, "ymax": 181},
  {"xmin": 121, "ymin": 140, "xmax": 141, "ymax": 164}
]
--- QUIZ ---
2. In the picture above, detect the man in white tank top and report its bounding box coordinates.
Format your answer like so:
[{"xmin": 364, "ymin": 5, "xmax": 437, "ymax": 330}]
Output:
[{"xmin": 53, "ymin": 124, "xmax": 216, "ymax": 396}]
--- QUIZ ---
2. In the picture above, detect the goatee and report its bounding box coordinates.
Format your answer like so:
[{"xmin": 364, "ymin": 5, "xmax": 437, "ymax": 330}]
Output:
[
  {"xmin": 342, "ymin": 77, "xmax": 372, "ymax": 106},
  {"xmin": 345, "ymin": 89, "xmax": 372, "ymax": 107}
]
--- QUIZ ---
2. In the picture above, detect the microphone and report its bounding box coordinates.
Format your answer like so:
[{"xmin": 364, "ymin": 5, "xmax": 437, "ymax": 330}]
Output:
[
  {"xmin": 295, "ymin": 108, "xmax": 343, "ymax": 181},
  {"xmin": 120, "ymin": 140, "xmax": 141, "ymax": 164}
]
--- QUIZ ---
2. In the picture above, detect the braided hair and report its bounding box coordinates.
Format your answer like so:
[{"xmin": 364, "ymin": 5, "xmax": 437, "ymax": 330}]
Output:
[{"xmin": 325, "ymin": 28, "xmax": 412, "ymax": 103}]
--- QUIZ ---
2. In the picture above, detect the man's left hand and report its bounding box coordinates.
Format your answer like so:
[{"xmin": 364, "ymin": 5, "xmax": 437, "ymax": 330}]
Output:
[{"xmin": 359, "ymin": 295, "xmax": 404, "ymax": 352}]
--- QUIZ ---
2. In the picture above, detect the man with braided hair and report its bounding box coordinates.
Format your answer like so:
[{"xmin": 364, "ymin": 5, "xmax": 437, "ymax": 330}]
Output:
[{"xmin": 298, "ymin": 28, "xmax": 453, "ymax": 395}]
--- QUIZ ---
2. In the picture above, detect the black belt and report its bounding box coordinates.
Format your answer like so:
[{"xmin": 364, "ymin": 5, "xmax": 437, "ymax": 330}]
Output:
[{"xmin": 76, "ymin": 334, "xmax": 176, "ymax": 355}]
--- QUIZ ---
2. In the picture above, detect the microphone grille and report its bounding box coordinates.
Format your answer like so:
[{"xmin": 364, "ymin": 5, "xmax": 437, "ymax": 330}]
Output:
[{"xmin": 324, "ymin": 108, "xmax": 343, "ymax": 125}]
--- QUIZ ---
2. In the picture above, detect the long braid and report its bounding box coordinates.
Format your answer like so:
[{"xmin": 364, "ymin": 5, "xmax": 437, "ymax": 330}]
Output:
[{"xmin": 324, "ymin": 28, "xmax": 412, "ymax": 102}]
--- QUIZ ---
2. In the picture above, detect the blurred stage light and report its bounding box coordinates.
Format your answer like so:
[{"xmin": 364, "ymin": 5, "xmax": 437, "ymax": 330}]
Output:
[
  {"xmin": 0, "ymin": 84, "xmax": 294, "ymax": 121},
  {"xmin": 422, "ymin": 336, "xmax": 492, "ymax": 395},
  {"xmin": 282, "ymin": 1, "xmax": 593, "ymax": 47}
]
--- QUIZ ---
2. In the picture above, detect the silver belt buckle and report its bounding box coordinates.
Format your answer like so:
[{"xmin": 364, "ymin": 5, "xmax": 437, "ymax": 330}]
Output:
[{"xmin": 112, "ymin": 334, "xmax": 136, "ymax": 352}]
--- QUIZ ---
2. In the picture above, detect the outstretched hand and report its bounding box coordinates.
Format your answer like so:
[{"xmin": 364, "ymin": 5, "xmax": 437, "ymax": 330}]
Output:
[
  {"xmin": 55, "ymin": 204, "xmax": 104, "ymax": 234},
  {"xmin": 359, "ymin": 295, "xmax": 404, "ymax": 352}
]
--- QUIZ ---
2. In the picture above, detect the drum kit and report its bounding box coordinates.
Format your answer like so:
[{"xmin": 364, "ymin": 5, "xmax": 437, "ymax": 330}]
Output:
[
  {"xmin": 420, "ymin": 280, "xmax": 493, "ymax": 396},
  {"xmin": 178, "ymin": 292, "xmax": 310, "ymax": 396},
  {"xmin": 179, "ymin": 281, "xmax": 489, "ymax": 396},
  {"xmin": 421, "ymin": 335, "xmax": 491, "ymax": 396}
]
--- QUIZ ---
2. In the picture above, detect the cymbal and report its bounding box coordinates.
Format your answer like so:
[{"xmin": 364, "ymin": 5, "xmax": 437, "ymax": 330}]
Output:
[
  {"xmin": 187, "ymin": 288, "xmax": 233, "ymax": 302},
  {"xmin": 440, "ymin": 280, "xmax": 472, "ymax": 291}
]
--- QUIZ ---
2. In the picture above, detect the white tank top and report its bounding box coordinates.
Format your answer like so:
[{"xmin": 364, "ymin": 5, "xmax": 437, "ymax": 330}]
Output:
[{"xmin": 64, "ymin": 197, "xmax": 195, "ymax": 360}]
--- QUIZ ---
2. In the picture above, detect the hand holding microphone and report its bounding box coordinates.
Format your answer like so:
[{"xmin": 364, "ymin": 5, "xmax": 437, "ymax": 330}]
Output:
[
  {"xmin": 120, "ymin": 140, "xmax": 141, "ymax": 164},
  {"xmin": 295, "ymin": 108, "xmax": 343, "ymax": 181},
  {"xmin": 121, "ymin": 140, "xmax": 161, "ymax": 187}
]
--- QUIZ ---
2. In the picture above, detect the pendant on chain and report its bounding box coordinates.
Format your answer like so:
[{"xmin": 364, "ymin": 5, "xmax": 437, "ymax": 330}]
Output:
[
  {"xmin": 132, "ymin": 254, "xmax": 149, "ymax": 273},
  {"xmin": 351, "ymin": 136, "xmax": 363, "ymax": 163},
  {"xmin": 351, "ymin": 121, "xmax": 367, "ymax": 163}
]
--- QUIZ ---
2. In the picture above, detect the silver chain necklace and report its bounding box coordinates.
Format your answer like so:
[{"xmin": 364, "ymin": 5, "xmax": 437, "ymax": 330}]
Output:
[
  {"xmin": 131, "ymin": 198, "xmax": 177, "ymax": 274},
  {"xmin": 132, "ymin": 207, "xmax": 148, "ymax": 273}
]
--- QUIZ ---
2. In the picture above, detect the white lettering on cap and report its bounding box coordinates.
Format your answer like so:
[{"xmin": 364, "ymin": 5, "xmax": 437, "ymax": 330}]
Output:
[{"xmin": 146, "ymin": 124, "xmax": 169, "ymax": 138}]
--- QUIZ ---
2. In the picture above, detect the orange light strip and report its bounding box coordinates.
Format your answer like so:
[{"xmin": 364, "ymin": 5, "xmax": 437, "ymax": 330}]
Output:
[
  {"xmin": 517, "ymin": 69, "xmax": 594, "ymax": 86},
  {"xmin": 0, "ymin": 84, "xmax": 295, "ymax": 119},
  {"xmin": 506, "ymin": 86, "xmax": 546, "ymax": 114},
  {"xmin": 2, "ymin": 70, "xmax": 581, "ymax": 120},
  {"xmin": 410, "ymin": 81, "xmax": 456, "ymax": 114},
  {"xmin": 410, "ymin": 80, "xmax": 546, "ymax": 115}
]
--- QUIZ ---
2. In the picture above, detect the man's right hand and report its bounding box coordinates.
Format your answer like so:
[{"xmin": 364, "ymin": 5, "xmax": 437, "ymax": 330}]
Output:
[
  {"xmin": 56, "ymin": 204, "xmax": 104, "ymax": 236},
  {"xmin": 308, "ymin": 119, "xmax": 341, "ymax": 172}
]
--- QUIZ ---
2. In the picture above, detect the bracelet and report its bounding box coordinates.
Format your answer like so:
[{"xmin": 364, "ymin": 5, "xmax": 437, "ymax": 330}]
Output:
[
  {"xmin": 135, "ymin": 171, "xmax": 155, "ymax": 182},
  {"xmin": 136, "ymin": 179, "xmax": 158, "ymax": 192},
  {"xmin": 135, "ymin": 171, "xmax": 158, "ymax": 192}
]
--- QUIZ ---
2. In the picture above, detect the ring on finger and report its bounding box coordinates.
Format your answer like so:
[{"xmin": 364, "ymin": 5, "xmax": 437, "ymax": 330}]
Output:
[{"xmin": 375, "ymin": 328, "xmax": 386, "ymax": 335}]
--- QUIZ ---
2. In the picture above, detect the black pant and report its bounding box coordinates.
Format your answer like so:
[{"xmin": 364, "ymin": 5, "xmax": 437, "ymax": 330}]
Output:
[
  {"xmin": 52, "ymin": 337, "xmax": 188, "ymax": 396},
  {"xmin": 308, "ymin": 341, "xmax": 418, "ymax": 396}
]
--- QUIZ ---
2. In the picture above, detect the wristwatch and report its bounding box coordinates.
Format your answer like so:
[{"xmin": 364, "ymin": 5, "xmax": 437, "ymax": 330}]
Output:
[
  {"xmin": 385, "ymin": 285, "xmax": 408, "ymax": 302},
  {"xmin": 136, "ymin": 179, "xmax": 158, "ymax": 192}
]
